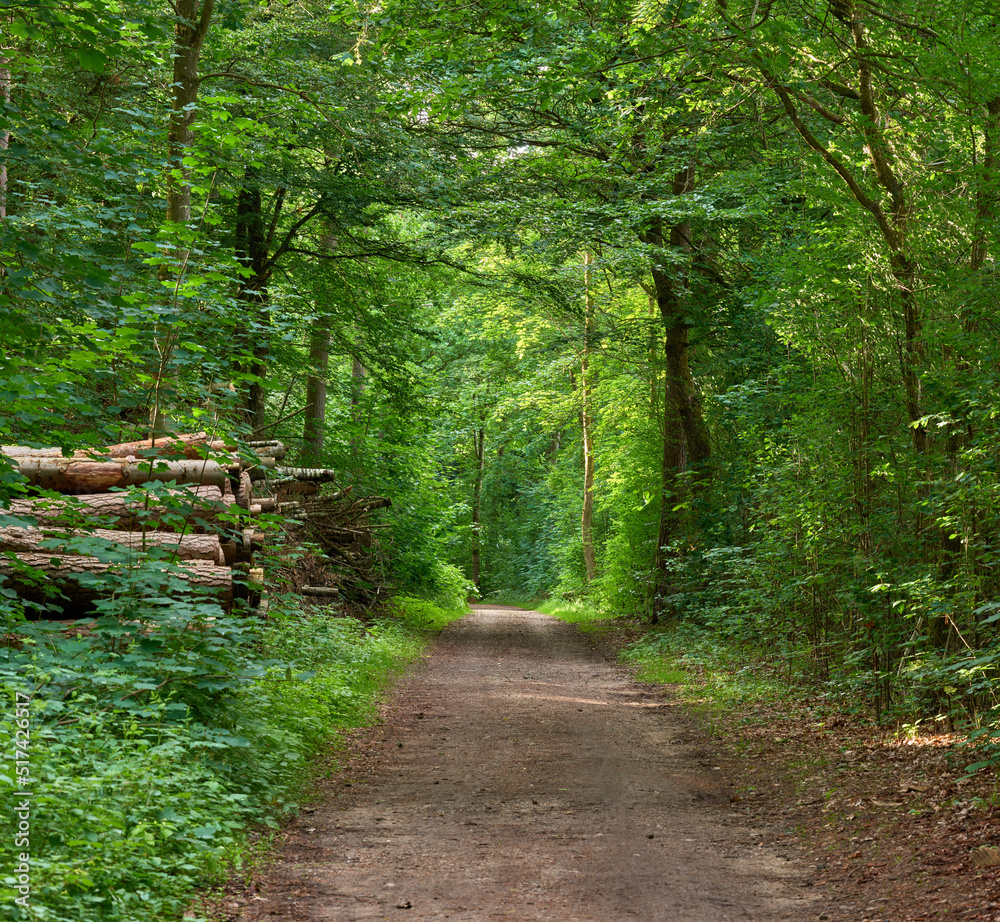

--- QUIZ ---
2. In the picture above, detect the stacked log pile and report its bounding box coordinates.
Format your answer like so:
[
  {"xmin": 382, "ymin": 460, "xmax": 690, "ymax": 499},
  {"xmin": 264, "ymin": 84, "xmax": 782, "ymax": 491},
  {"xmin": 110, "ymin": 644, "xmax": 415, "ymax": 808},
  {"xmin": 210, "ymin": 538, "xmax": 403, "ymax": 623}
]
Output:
[
  {"xmin": 0, "ymin": 433, "xmax": 286, "ymax": 616},
  {"xmin": 1, "ymin": 433, "xmax": 396, "ymax": 617}
]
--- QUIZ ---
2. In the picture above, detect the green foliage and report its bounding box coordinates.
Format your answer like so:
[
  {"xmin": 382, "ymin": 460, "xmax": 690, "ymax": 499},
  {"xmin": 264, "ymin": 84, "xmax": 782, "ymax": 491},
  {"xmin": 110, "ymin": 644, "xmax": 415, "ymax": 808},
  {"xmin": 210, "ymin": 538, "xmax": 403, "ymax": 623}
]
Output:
[
  {"xmin": 0, "ymin": 593, "xmax": 443, "ymax": 922},
  {"xmin": 536, "ymin": 597, "xmax": 605, "ymax": 626},
  {"xmin": 391, "ymin": 592, "xmax": 470, "ymax": 632},
  {"xmin": 619, "ymin": 623, "xmax": 794, "ymax": 714}
]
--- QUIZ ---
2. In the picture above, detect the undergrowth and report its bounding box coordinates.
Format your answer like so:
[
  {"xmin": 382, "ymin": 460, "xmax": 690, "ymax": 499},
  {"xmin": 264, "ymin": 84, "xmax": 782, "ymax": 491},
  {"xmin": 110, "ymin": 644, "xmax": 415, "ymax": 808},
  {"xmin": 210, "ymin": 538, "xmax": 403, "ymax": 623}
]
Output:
[
  {"xmin": 0, "ymin": 588, "xmax": 466, "ymax": 922},
  {"xmin": 617, "ymin": 622, "xmax": 794, "ymax": 718},
  {"xmin": 539, "ymin": 598, "xmax": 798, "ymax": 720},
  {"xmin": 535, "ymin": 597, "xmax": 610, "ymax": 631}
]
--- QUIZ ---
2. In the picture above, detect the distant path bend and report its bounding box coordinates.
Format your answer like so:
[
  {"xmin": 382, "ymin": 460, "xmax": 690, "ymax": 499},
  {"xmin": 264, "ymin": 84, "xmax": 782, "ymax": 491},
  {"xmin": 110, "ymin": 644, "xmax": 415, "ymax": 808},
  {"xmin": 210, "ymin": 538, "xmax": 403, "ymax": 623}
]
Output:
[{"xmin": 238, "ymin": 605, "xmax": 815, "ymax": 921}]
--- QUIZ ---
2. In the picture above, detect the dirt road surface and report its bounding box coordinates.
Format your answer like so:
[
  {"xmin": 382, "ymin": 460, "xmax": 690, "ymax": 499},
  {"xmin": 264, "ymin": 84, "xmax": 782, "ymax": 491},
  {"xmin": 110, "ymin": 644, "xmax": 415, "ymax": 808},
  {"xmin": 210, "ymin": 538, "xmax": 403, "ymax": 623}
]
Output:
[{"xmin": 237, "ymin": 605, "xmax": 819, "ymax": 921}]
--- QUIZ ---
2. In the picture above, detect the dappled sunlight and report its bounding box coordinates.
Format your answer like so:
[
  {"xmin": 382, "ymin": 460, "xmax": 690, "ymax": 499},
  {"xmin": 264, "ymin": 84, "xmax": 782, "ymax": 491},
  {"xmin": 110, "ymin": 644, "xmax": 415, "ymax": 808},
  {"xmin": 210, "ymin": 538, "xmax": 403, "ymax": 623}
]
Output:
[
  {"xmin": 503, "ymin": 690, "xmax": 673, "ymax": 709},
  {"xmin": 505, "ymin": 692, "xmax": 609, "ymax": 707},
  {"xmin": 889, "ymin": 732, "xmax": 961, "ymax": 750}
]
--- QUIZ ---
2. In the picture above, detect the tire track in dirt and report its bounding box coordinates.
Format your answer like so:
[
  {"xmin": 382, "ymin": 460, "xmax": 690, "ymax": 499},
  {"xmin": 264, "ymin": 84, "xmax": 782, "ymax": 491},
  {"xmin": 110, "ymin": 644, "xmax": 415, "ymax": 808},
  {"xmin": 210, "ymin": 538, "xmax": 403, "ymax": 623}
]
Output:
[{"xmin": 237, "ymin": 606, "xmax": 817, "ymax": 921}]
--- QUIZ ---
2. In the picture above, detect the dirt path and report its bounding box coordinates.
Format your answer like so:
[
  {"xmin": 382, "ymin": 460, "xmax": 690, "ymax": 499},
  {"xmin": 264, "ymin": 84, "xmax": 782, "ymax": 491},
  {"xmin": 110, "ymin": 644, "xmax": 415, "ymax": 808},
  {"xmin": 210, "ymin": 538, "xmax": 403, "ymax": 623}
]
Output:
[{"xmin": 236, "ymin": 605, "xmax": 817, "ymax": 921}]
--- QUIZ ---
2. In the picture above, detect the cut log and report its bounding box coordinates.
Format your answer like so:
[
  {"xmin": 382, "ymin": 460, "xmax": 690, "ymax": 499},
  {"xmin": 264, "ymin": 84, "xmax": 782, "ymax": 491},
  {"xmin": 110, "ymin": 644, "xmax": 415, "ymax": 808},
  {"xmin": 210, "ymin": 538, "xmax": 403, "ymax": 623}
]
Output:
[
  {"xmin": 246, "ymin": 458, "xmax": 276, "ymax": 482},
  {"xmin": 248, "ymin": 440, "xmax": 287, "ymax": 461},
  {"xmin": 276, "ymin": 481, "xmax": 320, "ymax": 498},
  {"xmin": 4, "ymin": 437, "xmax": 287, "ymax": 466},
  {"xmin": 0, "ymin": 527, "xmax": 226, "ymax": 565},
  {"xmin": 0, "ymin": 554, "xmax": 232, "ymax": 608},
  {"xmin": 6, "ymin": 485, "xmax": 226, "ymax": 530},
  {"xmin": 220, "ymin": 539, "xmax": 243, "ymax": 566},
  {"xmin": 2, "ymin": 446, "xmax": 68, "ymax": 458},
  {"xmin": 272, "ymin": 466, "xmax": 342, "ymax": 485},
  {"xmin": 2, "ymin": 434, "xmax": 234, "ymax": 461},
  {"xmin": 235, "ymin": 471, "xmax": 253, "ymax": 509},
  {"xmin": 13, "ymin": 457, "xmax": 228, "ymax": 493},
  {"xmin": 103, "ymin": 435, "xmax": 234, "ymax": 459},
  {"xmin": 301, "ymin": 585, "xmax": 340, "ymax": 598}
]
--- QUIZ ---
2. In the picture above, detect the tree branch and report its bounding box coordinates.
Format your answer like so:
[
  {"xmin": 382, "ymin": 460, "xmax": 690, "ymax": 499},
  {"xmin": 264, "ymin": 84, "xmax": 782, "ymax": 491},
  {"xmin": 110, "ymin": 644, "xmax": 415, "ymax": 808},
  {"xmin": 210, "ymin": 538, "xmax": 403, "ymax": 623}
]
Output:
[{"xmin": 766, "ymin": 76, "xmax": 896, "ymax": 247}]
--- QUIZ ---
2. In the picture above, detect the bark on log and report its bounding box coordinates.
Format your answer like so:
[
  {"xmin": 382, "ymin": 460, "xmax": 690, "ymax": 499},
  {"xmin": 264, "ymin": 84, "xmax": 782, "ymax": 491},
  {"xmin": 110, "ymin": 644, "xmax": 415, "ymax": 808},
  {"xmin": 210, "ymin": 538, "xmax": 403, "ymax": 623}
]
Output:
[
  {"xmin": 220, "ymin": 527, "xmax": 260, "ymax": 566},
  {"xmin": 248, "ymin": 440, "xmax": 287, "ymax": 461},
  {"xmin": 276, "ymin": 481, "xmax": 319, "ymax": 499},
  {"xmin": 104, "ymin": 435, "xmax": 234, "ymax": 458},
  {"xmin": 13, "ymin": 457, "xmax": 228, "ymax": 493},
  {"xmin": 0, "ymin": 527, "xmax": 226, "ymax": 565},
  {"xmin": 235, "ymin": 471, "xmax": 253, "ymax": 509},
  {"xmin": 2, "ymin": 446, "xmax": 68, "ymax": 458},
  {"xmin": 5, "ymin": 437, "xmax": 284, "ymax": 465},
  {"xmin": 220, "ymin": 539, "xmax": 242, "ymax": 566},
  {"xmin": 246, "ymin": 459, "xmax": 276, "ymax": 482},
  {"xmin": 7, "ymin": 486, "xmax": 226, "ymax": 530},
  {"xmin": 301, "ymin": 585, "xmax": 340, "ymax": 598},
  {"xmin": 3, "ymin": 434, "xmax": 234, "ymax": 461},
  {"xmin": 272, "ymin": 466, "xmax": 342, "ymax": 484},
  {"xmin": 0, "ymin": 554, "xmax": 233, "ymax": 607}
]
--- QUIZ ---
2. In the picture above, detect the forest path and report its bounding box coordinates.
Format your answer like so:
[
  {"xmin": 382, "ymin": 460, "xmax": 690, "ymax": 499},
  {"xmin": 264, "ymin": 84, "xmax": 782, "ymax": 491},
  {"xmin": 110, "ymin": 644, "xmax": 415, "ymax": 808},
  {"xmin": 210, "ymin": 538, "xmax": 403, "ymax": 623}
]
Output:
[{"xmin": 236, "ymin": 605, "xmax": 815, "ymax": 921}]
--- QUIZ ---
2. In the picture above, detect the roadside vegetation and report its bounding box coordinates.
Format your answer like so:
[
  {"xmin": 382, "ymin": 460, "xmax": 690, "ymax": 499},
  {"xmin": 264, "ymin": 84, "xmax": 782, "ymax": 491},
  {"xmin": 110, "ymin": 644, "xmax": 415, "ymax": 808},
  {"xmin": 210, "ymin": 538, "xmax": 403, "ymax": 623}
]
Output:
[{"xmin": 0, "ymin": 584, "xmax": 467, "ymax": 922}]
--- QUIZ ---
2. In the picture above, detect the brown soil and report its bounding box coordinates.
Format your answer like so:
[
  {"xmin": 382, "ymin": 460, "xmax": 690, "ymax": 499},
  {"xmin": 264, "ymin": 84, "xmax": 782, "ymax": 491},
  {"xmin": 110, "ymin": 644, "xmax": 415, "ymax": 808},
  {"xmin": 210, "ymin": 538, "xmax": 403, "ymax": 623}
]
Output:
[{"xmin": 222, "ymin": 605, "xmax": 1000, "ymax": 922}]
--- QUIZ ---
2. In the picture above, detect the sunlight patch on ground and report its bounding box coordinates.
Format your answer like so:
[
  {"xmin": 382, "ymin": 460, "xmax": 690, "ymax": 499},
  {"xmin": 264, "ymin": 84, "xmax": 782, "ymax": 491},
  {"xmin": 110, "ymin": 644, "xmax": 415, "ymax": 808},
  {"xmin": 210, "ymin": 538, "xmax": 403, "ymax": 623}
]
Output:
[
  {"xmin": 890, "ymin": 731, "xmax": 960, "ymax": 749},
  {"xmin": 506, "ymin": 692, "xmax": 610, "ymax": 707}
]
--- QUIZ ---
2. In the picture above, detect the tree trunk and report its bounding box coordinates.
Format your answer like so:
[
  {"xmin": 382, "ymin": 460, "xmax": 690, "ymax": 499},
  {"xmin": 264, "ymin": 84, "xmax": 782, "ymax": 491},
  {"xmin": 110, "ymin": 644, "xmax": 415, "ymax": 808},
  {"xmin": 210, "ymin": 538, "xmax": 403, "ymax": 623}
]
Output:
[
  {"xmin": 302, "ymin": 326, "xmax": 331, "ymax": 464},
  {"xmin": 766, "ymin": 18, "xmax": 926, "ymax": 453},
  {"xmin": 147, "ymin": 0, "xmax": 214, "ymax": 437},
  {"xmin": 350, "ymin": 341, "xmax": 368, "ymax": 479},
  {"xmin": 642, "ymin": 282, "xmax": 659, "ymax": 417},
  {"xmin": 471, "ymin": 414, "xmax": 485, "ymax": 592},
  {"xmin": 641, "ymin": 167, "xmax": 711, "ymax": 623},
  {"xmin": 581, "ymin": 249, "xmax": 597, "ymax": 584},
  {"xmin": 0, "ymin": 44, "xmax": 9, "ymax": 220},
  {"xmin": 351, "ymin": 355, "xmax": 367, "ymax": 420},
  {"xmin": 302, "ymin": 229, "xmax": 337, "ymax": 464},
  {"xmin": 963, "ymin": 96, "xmax": 1000, "ymax": 608},
  {"xmin": 166, "ymin": 0, "xmax": 214, "ymax": 228},
  {"xmin": 234, "ymin": 177, "xmax": 272, "ymax": 431},
  {"xmin": 971, "ymin": 98, "xmax": 1000, "ymax": 278}
]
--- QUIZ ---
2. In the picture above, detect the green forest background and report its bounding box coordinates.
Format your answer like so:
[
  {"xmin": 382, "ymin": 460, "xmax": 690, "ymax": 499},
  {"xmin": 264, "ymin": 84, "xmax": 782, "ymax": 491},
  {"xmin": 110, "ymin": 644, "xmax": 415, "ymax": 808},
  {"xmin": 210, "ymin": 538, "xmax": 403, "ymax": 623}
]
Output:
[{"xmin": 4, "ymin": 0, "xmax": 1000, "ymax": 917}]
